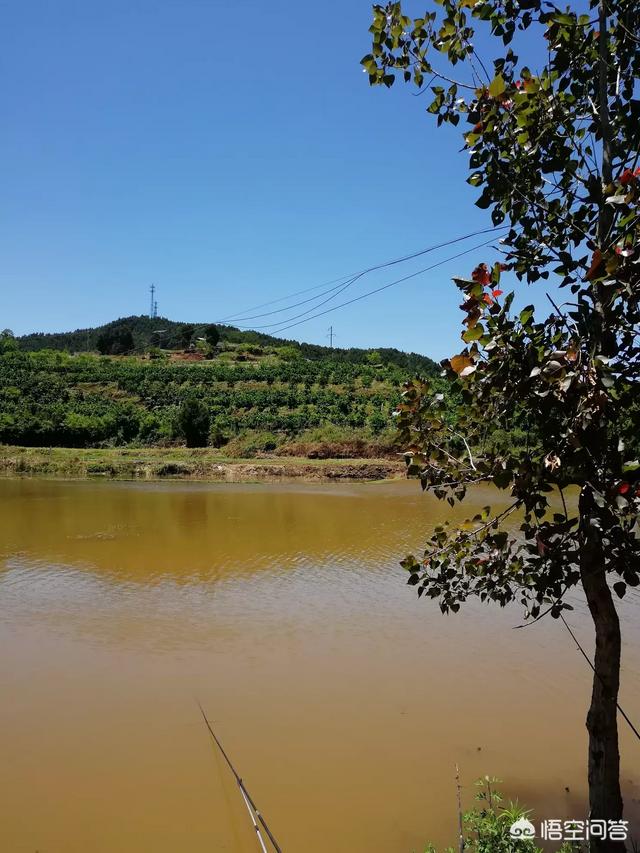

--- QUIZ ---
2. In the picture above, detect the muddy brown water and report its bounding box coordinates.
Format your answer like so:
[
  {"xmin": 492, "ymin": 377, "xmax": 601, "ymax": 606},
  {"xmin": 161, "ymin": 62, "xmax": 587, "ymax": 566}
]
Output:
[{"xmin": 1, "ymin": 478, "xmax": 639, "ymax": 852}]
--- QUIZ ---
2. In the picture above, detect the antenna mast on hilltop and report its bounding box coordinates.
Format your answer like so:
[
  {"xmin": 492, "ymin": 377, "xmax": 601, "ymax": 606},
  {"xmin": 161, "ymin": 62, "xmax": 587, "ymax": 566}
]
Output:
[
  {"xmin": 149, "ymin": 284, "xmax": 158, "ymax": 318},
  {"xmin": 327, "ymin": 325, "xmax": 335, "ymax": 348}
]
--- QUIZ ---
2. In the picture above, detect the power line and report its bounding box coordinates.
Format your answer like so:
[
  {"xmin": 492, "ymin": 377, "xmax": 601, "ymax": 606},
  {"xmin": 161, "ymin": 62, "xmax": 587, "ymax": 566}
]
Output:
[
  {"xmin": 218, "ymin": 226, "xmax": 507, "ymax": 326},
  {"xmin": 222, "ymin": 273, "xmax": 361, "ymax": 323},
  {"xmin": 560, "ymin": 614, "xmax": 640, "ymax": 742},
  {"xmin": 218, "ymin": 271, "xmax": 358, "ymax": 323},
  {"xmin": 232, "ymin": 269, "xmax": 373, "ymax": 329},
  {"xmin": 253, "ymin": 237, "xmax": 500, "ymax": 336},
  {"xmin": 232, "ymin": 230, "xmax": 508, "ymax": 333},
  {"xmin": 217, "ymin": 271, "xmax": 355, "ymax": 322}
]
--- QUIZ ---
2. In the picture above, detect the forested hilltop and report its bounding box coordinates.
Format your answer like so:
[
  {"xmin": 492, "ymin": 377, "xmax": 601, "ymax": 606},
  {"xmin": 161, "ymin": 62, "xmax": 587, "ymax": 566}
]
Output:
[
  {"xmin": 16, "ymin": 314, "xmax": 437, "ymax": 375},
  {"xmin": 0, "ymin": 319, "xmax": 440, "ymax": 458}
]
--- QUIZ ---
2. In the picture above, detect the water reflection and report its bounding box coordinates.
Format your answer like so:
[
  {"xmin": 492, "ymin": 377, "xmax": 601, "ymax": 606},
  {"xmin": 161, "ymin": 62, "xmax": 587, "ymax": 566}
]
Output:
[{"xmin": 2, "ymin": 478, "xmax": 486, "ymax": 580}]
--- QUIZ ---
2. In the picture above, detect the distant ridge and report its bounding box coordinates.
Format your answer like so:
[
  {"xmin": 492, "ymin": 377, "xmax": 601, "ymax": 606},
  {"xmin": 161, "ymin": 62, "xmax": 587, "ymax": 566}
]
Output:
[{"xmin": 17, "ymin": 314, "xmax": 438, "ymax": 375}]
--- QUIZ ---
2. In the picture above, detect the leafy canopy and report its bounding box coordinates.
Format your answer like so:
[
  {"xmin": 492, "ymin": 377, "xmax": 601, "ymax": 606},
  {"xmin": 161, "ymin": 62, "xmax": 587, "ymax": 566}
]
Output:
[{"xmin": 363, "ymin": 0, "xmax": 640, "ymax": 619}]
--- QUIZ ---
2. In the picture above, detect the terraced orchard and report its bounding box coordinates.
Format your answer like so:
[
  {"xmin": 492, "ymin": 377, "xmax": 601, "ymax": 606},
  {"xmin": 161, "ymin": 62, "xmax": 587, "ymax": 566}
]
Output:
[{"xmin": 0, "ymin": 337, "xmax": 441, "ymax": 458}]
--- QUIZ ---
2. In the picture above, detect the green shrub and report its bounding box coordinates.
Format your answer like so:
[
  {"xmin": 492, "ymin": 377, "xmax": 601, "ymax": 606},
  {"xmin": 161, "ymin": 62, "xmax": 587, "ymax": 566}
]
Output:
[
  {"xmin": 224, "ymin": 431, "xmax": 281, "ymax": 458},
  {"xmin": 417, "ymin": 778, "xmax": 583, "ymax": 853},
  {"xmin": 176, "ymin": 397, "xmax": 210, "ymax": 448},
  {"xmin": 278, "ymin": 345, "xmax": 301, "ymax": 361},
  {"xmin": 367, "ymin": 410, "xmax": 389, "ymax": 435},
  {"xmin": 208, "ymin": 422, "xmax": 229, "ymax": 449}
]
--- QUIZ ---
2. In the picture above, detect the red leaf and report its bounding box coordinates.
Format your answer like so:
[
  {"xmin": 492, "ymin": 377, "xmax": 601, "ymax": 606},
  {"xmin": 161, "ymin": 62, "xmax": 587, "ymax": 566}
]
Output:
[
  {"xmin": 586, "ymin": 249, "xmax": 603, "ymax": 281},
  {"xmin": 482, "ymin": 294, "xmax": 493, "ymax": 305},
  {"xmin": 618, "ymin": 482, "xmax": 631, "ymax": 495},
  {"xmin": 620, "ymin": 168, "xmax": 636, "ymax": 186},
  {"xmin": 492, "ymin": 289, "xmax": 503, "ymax": 298},
  {"xmin": 472, "ymin": 263, "xmax": 491, "ymax": 286}
]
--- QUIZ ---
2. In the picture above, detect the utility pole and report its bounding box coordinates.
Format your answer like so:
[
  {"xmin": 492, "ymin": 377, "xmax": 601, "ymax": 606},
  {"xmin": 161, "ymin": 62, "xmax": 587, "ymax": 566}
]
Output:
[
  {"xmin": 149, "ymin": 284, "xmax": 156, "ymax": 318},
  {"xmin": 327, "ymin": 325, "xmax": 335, "ymax": 348}
]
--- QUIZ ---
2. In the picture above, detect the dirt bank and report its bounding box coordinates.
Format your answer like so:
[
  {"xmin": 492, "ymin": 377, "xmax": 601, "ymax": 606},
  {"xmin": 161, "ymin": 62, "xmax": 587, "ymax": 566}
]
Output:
[{"xmin": 0, "ymin": 446, "xmax": 406, "ymax": 483}]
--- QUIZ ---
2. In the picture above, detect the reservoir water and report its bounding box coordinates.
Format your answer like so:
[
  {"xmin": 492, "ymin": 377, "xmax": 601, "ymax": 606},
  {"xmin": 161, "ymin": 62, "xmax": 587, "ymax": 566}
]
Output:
[{"xmin": 1, "ymin": 478, "xmax": 639, "ymax": 851}]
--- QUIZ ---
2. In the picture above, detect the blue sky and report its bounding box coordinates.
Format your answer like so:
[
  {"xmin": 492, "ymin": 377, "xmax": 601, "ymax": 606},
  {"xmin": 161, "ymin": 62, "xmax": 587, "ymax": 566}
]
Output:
[{"xmin": 2, "ymin": 0, "xmax": 553, "ymax": 360}]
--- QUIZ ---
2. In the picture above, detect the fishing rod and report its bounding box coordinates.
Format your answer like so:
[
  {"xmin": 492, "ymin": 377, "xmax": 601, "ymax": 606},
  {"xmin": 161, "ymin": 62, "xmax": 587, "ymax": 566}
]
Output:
[
  {"xmin": 238, "ymin": 785, "xmax": 269, "ymax": 853},
  {"xmin": 197, "ymin": 701, "xmax": 284, "ymax": 853}
]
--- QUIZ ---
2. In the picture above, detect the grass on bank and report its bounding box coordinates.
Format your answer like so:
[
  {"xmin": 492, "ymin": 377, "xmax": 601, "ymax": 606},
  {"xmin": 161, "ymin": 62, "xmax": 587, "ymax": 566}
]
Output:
[{"xmin": 0, "ymin": 444, "xmax": 405, "ymax": 481}]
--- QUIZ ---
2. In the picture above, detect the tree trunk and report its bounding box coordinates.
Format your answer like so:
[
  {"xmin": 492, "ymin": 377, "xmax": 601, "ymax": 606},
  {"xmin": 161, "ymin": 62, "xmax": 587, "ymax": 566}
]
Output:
[
  {"xmin": 585, "ymin": 9, "xmax": 625, "ymax": 847},
  {"xmin": 580, "ymin": 488, "xmax": 625, "ymax": 853}
]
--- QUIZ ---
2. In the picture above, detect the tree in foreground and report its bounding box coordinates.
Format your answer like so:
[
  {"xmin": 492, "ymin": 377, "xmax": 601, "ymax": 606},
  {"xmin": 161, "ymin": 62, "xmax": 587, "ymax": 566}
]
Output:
[
  {"xmin": 179, "ymin": 324, "xmax": 195, "ymax": 349},
  {"xmin": 176, "ymin": 396, "xmax": 210, "ymax": 447},
  {"xmin": 0, "ymin": 329, "xmax": 17, "ymax": 354},
  {"xmin": 363, "ymin": 1, "xmax": 639, "ymax": 848},
  {"xmin": 204, "ymin": 324, "xmax": 220, "ymax": 348}
]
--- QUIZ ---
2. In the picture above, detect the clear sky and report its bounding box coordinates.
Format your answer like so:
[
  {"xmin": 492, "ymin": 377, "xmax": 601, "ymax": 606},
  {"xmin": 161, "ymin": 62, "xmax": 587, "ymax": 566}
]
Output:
[{"xmin": 1, "ymin": 0, "xmax": 555, "ymax": 360}]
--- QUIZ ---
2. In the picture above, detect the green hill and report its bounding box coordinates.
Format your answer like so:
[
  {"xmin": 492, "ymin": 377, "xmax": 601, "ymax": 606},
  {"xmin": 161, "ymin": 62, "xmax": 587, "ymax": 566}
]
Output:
[
  {"xmin": 16, "ymin": 314, "xmax": 438, "ymax": 376},
  {"xmin": 0, "ymin": 319, "xmax": 441, "ymax": 458}
]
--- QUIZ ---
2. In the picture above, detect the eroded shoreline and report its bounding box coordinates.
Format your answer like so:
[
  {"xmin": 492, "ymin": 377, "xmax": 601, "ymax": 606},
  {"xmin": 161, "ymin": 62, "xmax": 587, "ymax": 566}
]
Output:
[{"xmin": 0, "ymin": 445, "xmax": 406, "ymax": 482}]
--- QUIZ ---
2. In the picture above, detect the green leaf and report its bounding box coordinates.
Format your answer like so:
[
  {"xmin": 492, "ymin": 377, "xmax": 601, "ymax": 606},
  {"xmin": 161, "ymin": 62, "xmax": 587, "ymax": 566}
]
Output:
[
  {"xmin": 451, "ymin": 277, "xmax": 475, "ymax": 290},
  {"xmin": 462, "ymin": 324, "xmax": 484, "ymax": 343},
  {"xmin": 493, "ymin": 469, "xmax": 513, "ymax": 489},
  {"xmin": 488, "ymin": 74, "xmax": 506, "ymax": 98},
  {"xmin": 475, "ymin": 190, "xmax": 492, "ymax": 209},
  {"xmin": 553, "ymin": 13, "xmax": 576, "ymax": 26},
  {"xmin": 613, "ymin": 582, "xmax": 627, "ymax": 599},
  {"xmin": 519, "ymin": 306, "xmax": 534, "ymax": 325}
]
